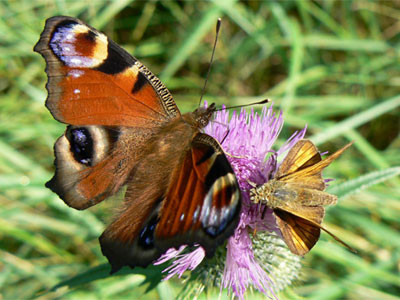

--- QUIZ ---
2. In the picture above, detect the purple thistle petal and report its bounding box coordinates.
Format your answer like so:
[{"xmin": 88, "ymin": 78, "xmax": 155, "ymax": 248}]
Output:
[
  {"xmin": 208, "ymin": 104, "xmax": 306, "ymax": 298},
  {"xmin": 206, "ymin": 104, "xmax": 286, "ymax": 163},
  {"xmin": 155, "ymin": 246, "xmax": 205, "ymax": 280},
  {"xmin": 276, "ymin": 125, "xmax": 307, "ymax": 157},
  {"xmin": 222, "ymin": 209, "xmax": 278, "ymax": 300},
  {"xmin": 154, "ymin": 245, "xmax": 187, "ymax": 265}
]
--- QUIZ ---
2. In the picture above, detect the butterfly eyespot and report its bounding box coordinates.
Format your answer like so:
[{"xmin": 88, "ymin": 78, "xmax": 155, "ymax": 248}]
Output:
[
  {"xmin": 138, "ymin": 216, "xmax": 159, "ymax": 249},
  {"xmin": 81, "ymin": 29, "xmax": 97, "ymax": 42},
  {"xmin": 205, "ymin": 219, "xmax": 229, "ymax": 237},
  {"xmin": 66, "ymin": 127, "xmax": 93, "ymax": 166},
  {"xmin": 50, "ymin": 21, "xmax": 109, "ymax": 68}
]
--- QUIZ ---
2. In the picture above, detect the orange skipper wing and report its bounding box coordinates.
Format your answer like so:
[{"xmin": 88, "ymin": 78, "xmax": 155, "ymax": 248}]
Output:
[
  {"xmin": 276, "ymin": 139, "xmax": 321, "ymax": 179},
  {"xmin": 278, "ymin": 140, "xmax": 353, "ymax": 190},
  {"xmin": 274, "ymin": 208, "xmax": 322, "ymax": 256},
  {"xmin": 274, "ymin": 204, "xmax": 355, "ymax": 255}
]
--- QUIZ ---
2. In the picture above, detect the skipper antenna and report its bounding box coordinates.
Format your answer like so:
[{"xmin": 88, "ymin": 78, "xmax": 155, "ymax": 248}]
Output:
[{"xmin": 198, "ymin": 18, "xmax": 222, "ymax": 107}]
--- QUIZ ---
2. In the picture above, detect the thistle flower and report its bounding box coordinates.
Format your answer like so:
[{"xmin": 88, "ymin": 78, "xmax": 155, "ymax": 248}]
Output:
[{"xmin": 155, "ymin": 104, "xmax": 306, "ymax": 299}]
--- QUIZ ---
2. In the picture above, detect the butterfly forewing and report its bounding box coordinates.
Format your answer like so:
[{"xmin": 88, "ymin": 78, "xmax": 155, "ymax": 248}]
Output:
[
  {"xmin": 276, "ymin": 140, "xmax": 321, "ymax": 179},
  {"xmin": 280, "ymin": 141, "xmax": 354, "ymax": 190},
  {"xmin": 275, "ymin": 204, "xmax": 325, "ymax": 226},
  {"xmin": 34, "ymin": 16, "xmax": 180, "ymax": 126},
  {"xmin": 274, "ymin": 209, "xmax": 322, "ymax": 256}
]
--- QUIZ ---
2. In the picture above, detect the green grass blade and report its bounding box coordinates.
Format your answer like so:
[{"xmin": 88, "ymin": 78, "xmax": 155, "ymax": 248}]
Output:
[
  {"xmin": 327, "ymin": 166, "xmax": 400, "ymax": 198},
  {"xmin": 310, "ymin": 95, "xmax": 400, "ymax": 144}
]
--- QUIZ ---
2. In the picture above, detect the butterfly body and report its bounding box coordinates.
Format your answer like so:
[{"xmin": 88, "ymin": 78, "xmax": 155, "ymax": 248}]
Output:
[
  {"xmin": 250, "ymin": 139, "xmax": 353, "ymax": 256},
  {"xmin": 35, "ymin": 16, "xmax": 241, "ymax": 272}
]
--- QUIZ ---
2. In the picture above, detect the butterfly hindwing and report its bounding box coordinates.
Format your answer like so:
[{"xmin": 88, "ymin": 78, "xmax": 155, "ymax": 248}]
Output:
[
  {"xmin": 274, "ymin": 205, "xmax": 355, "ymax": 255},
  {"xmin": 47, "ymin": 125, "xmax": 157, "ymax": 209},
  {"xmin": 46, "ymin": 125, "xmax": 124, "ymax": 209},
  {"xmin": 99, "ymin": 133, "xmax": 241, "ymax": 272},
  {"xmin": 274, "ymin": 207, "xmax": 324, "ymax": 256},
  {"xmin": 99, "ymin": 181, "xmax": 165, "ymax": 271},
  {"xmin": 156, "ymin": 133, "xmax": 241, "ymax": 256}
]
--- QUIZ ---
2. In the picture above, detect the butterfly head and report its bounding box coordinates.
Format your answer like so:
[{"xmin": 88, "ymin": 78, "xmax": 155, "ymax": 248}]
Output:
[{"xmin": 192, "ymin": 103, "xmax": 216, "ymax": 129}]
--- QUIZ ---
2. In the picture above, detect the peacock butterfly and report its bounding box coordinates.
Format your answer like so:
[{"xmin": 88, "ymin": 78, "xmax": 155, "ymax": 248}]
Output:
[{"xmin": 34, "ymin": 16, "xmax": 241, "ymax": 273}]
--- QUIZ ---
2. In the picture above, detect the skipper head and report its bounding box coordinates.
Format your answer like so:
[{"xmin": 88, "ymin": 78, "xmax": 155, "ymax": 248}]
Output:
[{"xmin": 250, "ymin": 183, "xmax": 273, "ymax": 205}]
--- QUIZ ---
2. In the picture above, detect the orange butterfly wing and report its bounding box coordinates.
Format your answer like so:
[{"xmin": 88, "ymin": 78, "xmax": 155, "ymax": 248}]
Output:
[
  {"xmin": 276, "ymin": 139, "xmax": 321, "ymax": 178},
  {"xmin": 99, "ymin": 134, "xmax": 241, "ymax": 272},
  {"xmin": 34, "ymin": 16, "xmax": 180, "ymax": 127},
  {"xmin": 156, "ymin": 133, "xmax": 241, "ymax": 255},
  {"xmin": 274, "ymin": 208, "xmax": 323, "ymax": 256},
  {"xmin": 277, "ymin": 139, "xmax": 353, "ymax": 190},
  {"xmin": 35, "ymin": 16, "xmax": 181, "ymax": 209},
  {"xmin": 274, "ymin": 204, "xmax": 355, "ymax": 255}
]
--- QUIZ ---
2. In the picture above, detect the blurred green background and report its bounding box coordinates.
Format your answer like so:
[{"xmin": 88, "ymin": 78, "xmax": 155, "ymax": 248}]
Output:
[{"xmin": 1, "ymin": 1, "xmax": 399, "ymax": 299}]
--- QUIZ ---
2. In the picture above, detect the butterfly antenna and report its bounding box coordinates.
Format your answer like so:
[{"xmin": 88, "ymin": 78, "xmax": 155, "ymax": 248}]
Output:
[
  {"xmin": 198, "ymin": 18, "xmax": 222, "ymax": 107},
  {"xmin": 216, "ymin": 98, "xmax": 270, "ymax": 111}
]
